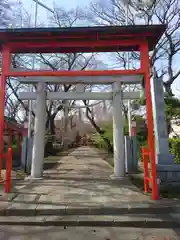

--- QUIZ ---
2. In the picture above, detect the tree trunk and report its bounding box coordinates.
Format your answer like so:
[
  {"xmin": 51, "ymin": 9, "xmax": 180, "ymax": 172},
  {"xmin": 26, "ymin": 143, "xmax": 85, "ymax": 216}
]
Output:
[
  {"xmin": 50, "ymin": 117, "xmax": 56, "ymax": 135},
  {"xmin": 164, "ymin": 82, "xmax": 174, "ymax": 96}
]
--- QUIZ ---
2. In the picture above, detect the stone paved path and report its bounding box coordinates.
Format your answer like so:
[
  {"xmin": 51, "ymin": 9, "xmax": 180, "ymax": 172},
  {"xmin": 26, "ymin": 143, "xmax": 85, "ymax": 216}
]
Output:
[
  {"xmin": 0, "ymin": 147, "xmax": 180, "ymax": 239},
  {"xmin": 0, "ymin": 225, "xmax": 179, "ymax": 240},
  {"xmin": 0, "ymin": 147, "xmax": 179, "ymax": 210},
  {"xmin": 2, "ymin": 146, "xmax": 152, "ymax": 208}
]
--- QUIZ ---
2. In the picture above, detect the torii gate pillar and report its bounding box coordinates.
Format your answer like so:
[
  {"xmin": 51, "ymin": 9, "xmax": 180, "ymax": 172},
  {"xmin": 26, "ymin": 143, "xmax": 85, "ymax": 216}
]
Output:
[
  {"xmin": 112, "ymin": 82, "xmax": 125, "ymax": 177},
  {"xmin": 31, "ymin": 82, "xmax": 46, "ymax": 178}
]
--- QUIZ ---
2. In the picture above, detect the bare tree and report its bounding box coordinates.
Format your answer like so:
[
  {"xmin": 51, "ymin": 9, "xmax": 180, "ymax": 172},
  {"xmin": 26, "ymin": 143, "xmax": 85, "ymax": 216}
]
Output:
[
  {"xmin": 23, "ymin": 7, "xmax": 104, "ymax": 152},
  {"xmin": 38, "ymin": 51, "xmax": 99, "ymax": 134},
  {"xmin": 0, "ymin": 0, "xmax": 14, "ymax": 27},
  {"xmin": 3, "ymin": 4, "xmax": 104, "ymax": 150},
  {"xmin": 89, "ymin": 0, "xmax": 180, "ymax": 96},
  {"xmin": 0, "ymin": 1, "xmax": 32, "ymax": 122}
]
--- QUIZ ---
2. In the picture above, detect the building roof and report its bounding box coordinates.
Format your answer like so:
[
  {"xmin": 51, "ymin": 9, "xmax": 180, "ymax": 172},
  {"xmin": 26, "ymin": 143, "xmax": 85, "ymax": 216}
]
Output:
[
  {"xmin": 4, "ymin": 116, "xmax": 24, "ymax": 134},
  {"xmin": 0, "ymin": 24, "xmax": 166, "ymax": 53}
]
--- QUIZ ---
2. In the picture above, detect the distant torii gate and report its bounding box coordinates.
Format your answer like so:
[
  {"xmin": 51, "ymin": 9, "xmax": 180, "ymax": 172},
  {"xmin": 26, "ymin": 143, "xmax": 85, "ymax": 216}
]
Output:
[
  {"xmin": 0, "ymin": 24, "xmax": 166, "ymax": 200},
  {"xmin": 17, "ymin": 77, "xmax": 141, "ymax": 180}
]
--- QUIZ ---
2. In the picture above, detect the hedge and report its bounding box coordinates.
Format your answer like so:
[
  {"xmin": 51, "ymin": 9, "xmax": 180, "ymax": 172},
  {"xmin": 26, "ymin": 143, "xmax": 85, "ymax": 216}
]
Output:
[
  {"xmin": 169, "ymin": 138, "xmax": 180, "ymax": 163},
  {"xmin": 91, "ymin": 125, "xmax": 180, "ymax": 164}
]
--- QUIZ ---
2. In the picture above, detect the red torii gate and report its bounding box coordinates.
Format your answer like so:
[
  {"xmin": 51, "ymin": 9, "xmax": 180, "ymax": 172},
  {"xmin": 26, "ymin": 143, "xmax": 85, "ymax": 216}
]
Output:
[
  {"xmin": 0, "ymin": 117, "xmax": 24, "ymax": 193},
  {"xmin": 0, "ymin": 24, "xmax": 166, "ymax": 200},
  {"xmin": 4, "ymin": 117, "xmax": 24, "ymax": 153}
]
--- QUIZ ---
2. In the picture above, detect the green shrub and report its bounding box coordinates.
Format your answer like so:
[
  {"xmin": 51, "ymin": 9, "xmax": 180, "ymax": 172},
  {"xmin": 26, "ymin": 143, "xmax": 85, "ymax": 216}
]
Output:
[
  {"xmin": 91, "ymin": 118, "xmax": 148, "ymax": 155},
  {"xmin": 91, "ymin": 119, "xmax": 180, "ymax": 165},
  {"xmin": 91, "ymin": 134, "xmax": 108, "ymax": 149},
  {"xmin": 3, "ymin": 142, "xmax": 18, "ymax": 153},
  {"xmin": 169, "ymin": 138, "xmax": 180, "ymax": 163},
  {"xmin": 91, "ymin": 121, "xmax": 113, "ymax": 150}
]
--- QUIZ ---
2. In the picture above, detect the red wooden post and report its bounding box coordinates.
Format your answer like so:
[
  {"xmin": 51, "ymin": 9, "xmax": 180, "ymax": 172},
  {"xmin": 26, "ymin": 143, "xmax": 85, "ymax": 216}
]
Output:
[
  {"xmin": 5, "ymin": 147, "xmax": 12, "ymax": 193},
  {"xmin": 0, "ymin": 86, "xmax": 3, "ymax": 180},
  {"xmin": 140, "ymin": 42, "xmax": 158, "ymax": 200},
  {"xmin": 0, "ymin": 45, "xmax": 10, "ymax": 180},
  {"xmin": 142, "ymin": 146, "xmax": 150, "ymax": 193}
]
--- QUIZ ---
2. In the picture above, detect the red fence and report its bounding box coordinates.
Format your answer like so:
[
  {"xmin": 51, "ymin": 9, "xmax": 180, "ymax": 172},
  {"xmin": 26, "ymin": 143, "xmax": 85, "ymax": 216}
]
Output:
[
  {"xmin": 142, "ymin": 146, "xmax": 159, "ymax": 200},
  {"xmin": 0, "ymin": 147, "xmax": 12, "ymax": 193}
]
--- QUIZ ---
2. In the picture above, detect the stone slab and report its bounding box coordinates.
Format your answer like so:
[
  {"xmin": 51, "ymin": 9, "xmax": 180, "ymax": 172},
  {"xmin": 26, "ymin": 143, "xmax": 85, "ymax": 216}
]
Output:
[
  {"xmin": 6, "ymin": 203, "xmax": 38, "ymax": 216},
  {"xmin": 0, "ymin": 193, "xmax": 17, "ymax": 201},
  {"xmin": 0, "ymin": 215, "xmax": 179, "ymax": 228},
  {"xmin": 156, "ymin": 164, "xmax": 180, "ymax": 183},
  {"xmin": 36, "ymin": 204, "xmax": 67, "ymax": 215},
  {"xmin": 0, "ymin": 214, "xmax": 169, "ymax": 223},
  {"xmin": 156, "ymin": 152, "xmax": 174, "ymax": 165},
  {"xmin": 151, "ymin": 76, "xmax": 173, "ymax": 165},
  {"xmin": 13, "ymin": 194, "xmax": 38, "ymax": 202},
  {"xmin": 0, "ymin": 216, "xmax": 46, "ymax": 222},
  {"xmin": 157, "ymin": 164, "xmax": 180, "ymax": 171},
  {"xmin": 45, "ymin": 215, "xmax": 79, "ymax": 222},
  {"xmin": 0, "ymin": 225, "xmax": 178, "ymax": 240},
  {"xmin": 76, "ymin": 214, "xmax": 167, "ymax": 222},
  {"xmin": 3, "ymin": 205, "xmax": 180, "ymax": 216},
  {"xmin": 38, "ymin": 194, "xmax": 67, "ymax": 203},
  {"xmin": 0, "ymin": 202, "xmax": 10, "ymax": 215}
]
